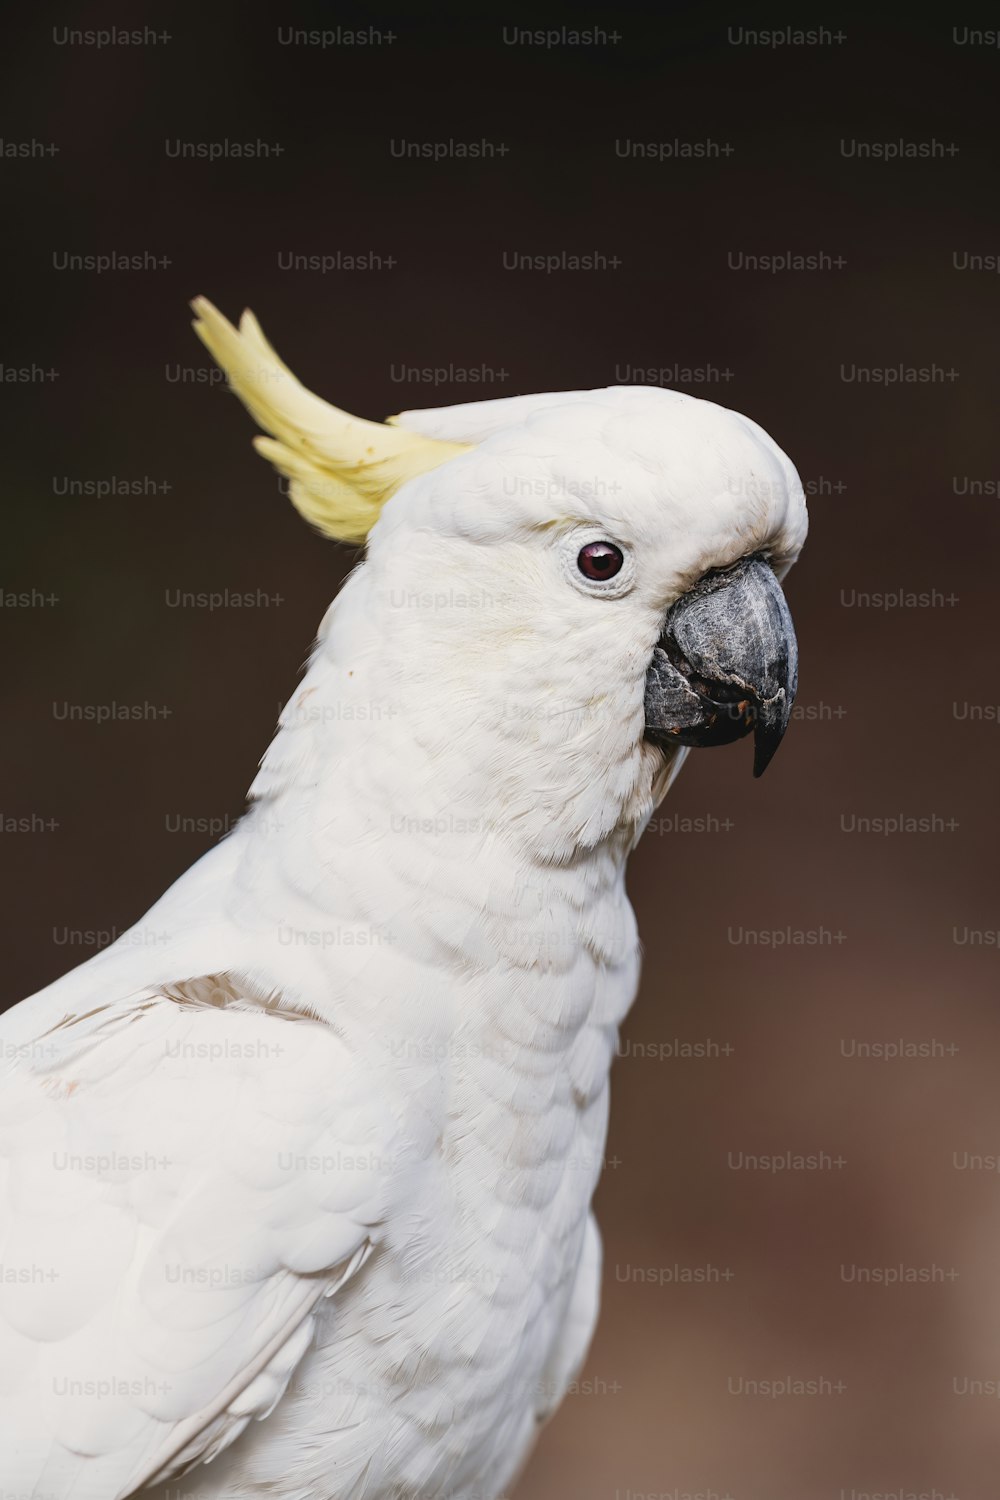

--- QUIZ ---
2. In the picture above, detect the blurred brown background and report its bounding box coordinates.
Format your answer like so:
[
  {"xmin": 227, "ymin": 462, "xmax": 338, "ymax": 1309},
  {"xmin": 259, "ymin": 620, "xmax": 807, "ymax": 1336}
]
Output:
[{"xmin": 2, "ymin": 5, "xmax": 999, "ymax": 1498}]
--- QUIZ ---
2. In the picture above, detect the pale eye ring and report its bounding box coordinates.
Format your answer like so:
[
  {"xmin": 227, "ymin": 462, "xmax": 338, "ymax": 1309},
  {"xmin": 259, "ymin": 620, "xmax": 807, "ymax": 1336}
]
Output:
[{"xmin": 577, "ymin": 541, "xmax": 624, "ymax": 582}]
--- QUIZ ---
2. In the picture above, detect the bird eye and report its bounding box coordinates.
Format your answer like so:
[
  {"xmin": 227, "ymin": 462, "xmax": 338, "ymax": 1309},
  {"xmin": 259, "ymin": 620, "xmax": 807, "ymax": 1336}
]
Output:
[{"xmin": 577, "ymin": 541, "xmax": 624, "ymax": 581}]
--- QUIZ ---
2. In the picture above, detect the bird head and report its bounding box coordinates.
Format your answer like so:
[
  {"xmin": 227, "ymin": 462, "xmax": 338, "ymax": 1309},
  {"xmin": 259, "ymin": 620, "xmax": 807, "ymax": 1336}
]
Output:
[{"xmin": 193, "ymin": 300, "xmax": 806, "ymax": 852}]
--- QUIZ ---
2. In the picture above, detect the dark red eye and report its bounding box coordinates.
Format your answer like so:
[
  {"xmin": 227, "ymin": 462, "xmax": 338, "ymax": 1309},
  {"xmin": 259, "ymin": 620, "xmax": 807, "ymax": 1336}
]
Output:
[{"xmin": 577, "ymin": 541, "xmax": 624, "ymax": 582}]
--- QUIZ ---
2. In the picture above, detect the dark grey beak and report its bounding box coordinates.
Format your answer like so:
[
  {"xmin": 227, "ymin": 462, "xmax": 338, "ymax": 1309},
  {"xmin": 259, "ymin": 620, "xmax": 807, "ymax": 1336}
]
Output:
[{"xmin": 644, "ymin": 554, "xmax": 798, "ymax": 777}]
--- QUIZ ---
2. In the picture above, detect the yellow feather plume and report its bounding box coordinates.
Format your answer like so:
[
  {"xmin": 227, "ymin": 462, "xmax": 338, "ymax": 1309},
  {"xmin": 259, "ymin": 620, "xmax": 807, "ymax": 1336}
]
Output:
[{"xmin": 191, "ymin": 297, "xmax": 471, "ymax": 543}]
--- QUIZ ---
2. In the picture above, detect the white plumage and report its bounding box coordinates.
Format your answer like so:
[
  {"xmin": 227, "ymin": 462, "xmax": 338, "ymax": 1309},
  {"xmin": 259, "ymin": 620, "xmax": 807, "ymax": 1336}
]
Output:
[{"xmin": 0, "ymin": 303, "xmax": 807, "ymax": 1499}]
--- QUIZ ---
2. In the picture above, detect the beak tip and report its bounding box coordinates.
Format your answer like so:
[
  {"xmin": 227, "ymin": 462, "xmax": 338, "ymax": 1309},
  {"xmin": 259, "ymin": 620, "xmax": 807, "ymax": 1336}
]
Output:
[
  {"xmin": 752, "ymin": 751, "xmax": 773, "ymax": 779},
  {"xmin": 751, "ymin": 700, "xmax": 792, "ymax": 778}
]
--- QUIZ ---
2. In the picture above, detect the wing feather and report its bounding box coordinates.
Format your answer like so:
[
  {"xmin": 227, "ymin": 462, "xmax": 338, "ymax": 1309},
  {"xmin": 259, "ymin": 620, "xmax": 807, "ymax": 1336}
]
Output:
[{"xmin": 0, "ymin": 978, "xmax": 390, "ymax": 1499}]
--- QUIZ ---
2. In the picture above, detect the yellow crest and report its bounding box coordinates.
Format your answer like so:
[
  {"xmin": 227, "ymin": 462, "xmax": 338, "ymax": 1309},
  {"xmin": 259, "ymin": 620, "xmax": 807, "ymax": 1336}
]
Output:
[{"xmin": 191, "ymin": 298, "xmax": 471, "ymax": 543}]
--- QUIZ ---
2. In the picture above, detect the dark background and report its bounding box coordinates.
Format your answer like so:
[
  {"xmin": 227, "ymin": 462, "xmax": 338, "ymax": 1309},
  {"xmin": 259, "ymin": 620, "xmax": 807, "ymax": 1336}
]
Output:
[{"xmin": 3, "ymin": 5, "xmax": 1000, "ymax": 1497}]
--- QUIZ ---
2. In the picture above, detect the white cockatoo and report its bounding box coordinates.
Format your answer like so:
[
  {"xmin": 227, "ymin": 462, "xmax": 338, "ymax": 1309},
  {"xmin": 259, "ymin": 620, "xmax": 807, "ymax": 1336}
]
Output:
[{"xmin": 0, "ymin": 300, "xmax": 807, "ymax": 1500}]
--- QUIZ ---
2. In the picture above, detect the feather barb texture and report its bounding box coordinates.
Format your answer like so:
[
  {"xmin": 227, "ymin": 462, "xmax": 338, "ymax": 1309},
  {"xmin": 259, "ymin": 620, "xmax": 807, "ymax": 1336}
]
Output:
[{"xmin": 191, "ymin": 297, "xmax": 471, "ymax": 542}]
